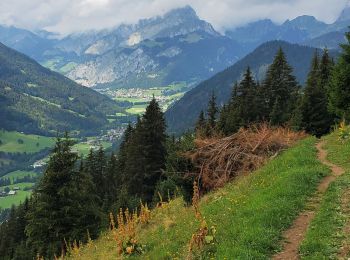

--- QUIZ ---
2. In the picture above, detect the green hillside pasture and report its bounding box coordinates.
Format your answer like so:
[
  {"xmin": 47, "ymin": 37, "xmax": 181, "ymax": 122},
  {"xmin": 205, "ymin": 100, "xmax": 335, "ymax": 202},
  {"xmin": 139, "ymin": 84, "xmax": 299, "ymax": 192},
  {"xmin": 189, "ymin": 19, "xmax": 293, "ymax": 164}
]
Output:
[
  {"xmin": 73, "ymin": 141, "xmax": 112, "ymax": 157},
  {"xmin": 0, "ymin": 131, "xmax": 55, "ymax": 153},
  {"xmin": 0, "ymin": 183, "xmax": 34, "ymax": 209},
  {"xmin": 126, "ymin": 104, "xmax": 147, "ymax": 114}
]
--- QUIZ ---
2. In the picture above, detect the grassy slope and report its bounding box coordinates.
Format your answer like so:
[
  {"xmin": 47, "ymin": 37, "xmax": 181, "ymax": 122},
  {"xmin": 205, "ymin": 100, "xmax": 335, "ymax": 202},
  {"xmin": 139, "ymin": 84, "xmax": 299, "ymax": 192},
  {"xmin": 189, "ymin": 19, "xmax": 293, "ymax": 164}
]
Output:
[
  {"xmin": 300, "ymin": 133, "xmax": 350, "ymax": 259},
  {"xmin": 72, "ymin": 141, "xmax": 112, "ymax": 157},
  {"xmin": 0, "ymin": 130, "xmax": 54, "ymax": 153},
  {"xmin": 69, "ymin": 137, "xmax": 329, "ymax": 259},
  {"xmin": 0, "ymin": 182, "xmax": 34, "ymax": 209}
]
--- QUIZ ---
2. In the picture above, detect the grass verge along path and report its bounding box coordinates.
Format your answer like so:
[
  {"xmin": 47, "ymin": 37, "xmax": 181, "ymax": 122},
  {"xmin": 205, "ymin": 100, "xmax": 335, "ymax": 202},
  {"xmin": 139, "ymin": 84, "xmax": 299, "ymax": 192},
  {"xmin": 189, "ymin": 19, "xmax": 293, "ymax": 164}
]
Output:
[
  {"xmin": 300, "ymin": 133, "xmax": 350, "ymax": 259},
  {"xmin": 274, "ymin": 140, "xmax": 344, "ymax": 260}
]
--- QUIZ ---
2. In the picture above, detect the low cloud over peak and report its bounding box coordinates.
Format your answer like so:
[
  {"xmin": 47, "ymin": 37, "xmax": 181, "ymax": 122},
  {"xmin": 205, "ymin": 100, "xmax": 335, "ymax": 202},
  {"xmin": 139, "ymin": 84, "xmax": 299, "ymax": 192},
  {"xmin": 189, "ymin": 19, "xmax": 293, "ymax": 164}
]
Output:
[{"xmin": 0, "ymin": 0, "xmax": 348, "ymax": 36}]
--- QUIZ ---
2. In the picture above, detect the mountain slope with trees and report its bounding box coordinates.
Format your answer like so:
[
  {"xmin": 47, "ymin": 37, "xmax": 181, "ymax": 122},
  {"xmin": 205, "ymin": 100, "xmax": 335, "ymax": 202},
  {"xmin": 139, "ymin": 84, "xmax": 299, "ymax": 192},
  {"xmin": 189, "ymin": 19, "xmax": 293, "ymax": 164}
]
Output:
[
  {"xmin": 0, "ymin": 42, "xmax": 123, "ymax": 134},
  {"xmin": 165, "ymin": 41, "xmax": 333, "ymax": 134}
]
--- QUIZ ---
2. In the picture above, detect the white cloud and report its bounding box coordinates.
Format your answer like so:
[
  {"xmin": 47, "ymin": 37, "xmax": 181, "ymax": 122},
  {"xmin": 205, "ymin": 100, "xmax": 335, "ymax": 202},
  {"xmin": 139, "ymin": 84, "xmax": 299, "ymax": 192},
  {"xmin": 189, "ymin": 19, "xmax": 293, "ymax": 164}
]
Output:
[{"xmin": 0, "ymin": 0, "xmax": 348, "ymax": 35}]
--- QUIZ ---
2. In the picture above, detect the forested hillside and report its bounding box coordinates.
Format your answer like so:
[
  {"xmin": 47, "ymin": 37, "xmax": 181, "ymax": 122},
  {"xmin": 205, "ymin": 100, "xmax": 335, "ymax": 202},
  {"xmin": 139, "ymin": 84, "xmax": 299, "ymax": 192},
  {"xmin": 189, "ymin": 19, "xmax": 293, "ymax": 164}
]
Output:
[
  {"xmin": 166, "ymin": 41, "xmax": 338, "ymax": 134},
  {"xmin": 0, "ymin": 42, "xmax": 123, "ymax": 134}
]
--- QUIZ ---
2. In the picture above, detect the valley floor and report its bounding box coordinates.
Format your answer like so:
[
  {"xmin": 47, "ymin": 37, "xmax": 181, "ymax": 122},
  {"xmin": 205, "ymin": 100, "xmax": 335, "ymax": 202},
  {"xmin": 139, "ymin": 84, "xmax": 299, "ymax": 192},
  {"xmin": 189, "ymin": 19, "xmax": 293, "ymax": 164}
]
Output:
[{"xmin": 66, "ymin": 133, "xmax": 350, "ymax": 259}]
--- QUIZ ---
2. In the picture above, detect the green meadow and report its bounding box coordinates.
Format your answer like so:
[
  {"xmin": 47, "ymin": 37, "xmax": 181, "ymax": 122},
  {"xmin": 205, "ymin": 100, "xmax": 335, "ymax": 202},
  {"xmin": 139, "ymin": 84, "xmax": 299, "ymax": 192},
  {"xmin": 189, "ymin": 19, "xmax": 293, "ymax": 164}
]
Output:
[{"xmin": 0, "ymin": 130, "xmax": 55, "ymax": 153}]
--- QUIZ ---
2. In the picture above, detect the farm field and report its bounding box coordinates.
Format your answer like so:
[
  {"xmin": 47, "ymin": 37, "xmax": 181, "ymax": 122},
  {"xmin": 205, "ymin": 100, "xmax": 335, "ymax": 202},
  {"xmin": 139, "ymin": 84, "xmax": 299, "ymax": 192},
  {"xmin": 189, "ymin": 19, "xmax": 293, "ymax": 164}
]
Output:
[
  {"xmin": 0, "ymin": 130, "xmax": 55, "ymax": 153},
  {"xmin": 101, "ymin": 83, "xmax": 191, "ymax": 115},
  {"xmin": 0, "ymin": 182, "xmax": 35, "ymax": 209},
  {"xmin": 72, "ymin": 140, "xmax": 113, "ymax": 157}
]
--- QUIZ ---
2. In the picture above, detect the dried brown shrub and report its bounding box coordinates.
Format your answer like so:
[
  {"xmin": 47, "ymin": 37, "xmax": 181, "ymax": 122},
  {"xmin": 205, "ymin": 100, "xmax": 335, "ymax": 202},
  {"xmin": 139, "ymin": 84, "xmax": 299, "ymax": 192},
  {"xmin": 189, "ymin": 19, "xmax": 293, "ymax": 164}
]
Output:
[
  {"xmin": 187, "ymin": 181, "xmax": 208, "ymax": 259},
  {"xmin": 187, "ymin": 123, "xmax": 307, "ymax": 192}
]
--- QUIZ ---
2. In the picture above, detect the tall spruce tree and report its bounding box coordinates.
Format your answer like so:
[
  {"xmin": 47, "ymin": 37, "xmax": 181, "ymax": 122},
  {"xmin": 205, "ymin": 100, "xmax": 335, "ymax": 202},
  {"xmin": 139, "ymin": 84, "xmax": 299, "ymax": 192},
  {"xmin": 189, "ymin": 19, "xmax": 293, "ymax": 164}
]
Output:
[
  {"xmin": 328, "ymin": 31, "xmax": 350, "ymax": 121},
  {"xmin": 234, "ymin": 67, "xmax": 258, "ymax": 125},
  {"xmin": 97, "ymin": 147, "xmax": 108, "ymax": 198},
  {"xmin": 218, "ymin": 68, "xmax": 258, "ymax": 135},
  {"xmin": 124, "ymin": 117, "xmax": 145, "ymax": 199},
  {"xmin": 25, "ymin": 133, "xmax": 101, "ymax": 257},
  {"xmin": 217, "ymin": 104, "xmax": 230, "ymax": 135},
  {"xmin": 104, "ymin": 152, "xmax": 120, "ymax": 211},
  {"xmin": 218, "ymin": 82, "xmax": 241, "ymax": 135},
  {"xmin": 141, "ymin": 97, "xmax": 167, "ymax": 202},
  {"xmin": 206, "ymin": 92, "xmax": 218, "ymax": 135},
  {"xmin": 117, "ymin": 123, "xmax": 133, "ymax": 178},
  {"xmin": 319, "ymin": 48, "xmax": 334, "ymax": 89},
  {"xmin": 195, "ymin": 110, "xmax": 207, "ymax": 137},
  {"xmin": 261, "ymin": 48, "xmax": 299, "ymax": 125},
  {"xmin": 299, "ymin": 51, "xmax": 333, "ymax": 137}
]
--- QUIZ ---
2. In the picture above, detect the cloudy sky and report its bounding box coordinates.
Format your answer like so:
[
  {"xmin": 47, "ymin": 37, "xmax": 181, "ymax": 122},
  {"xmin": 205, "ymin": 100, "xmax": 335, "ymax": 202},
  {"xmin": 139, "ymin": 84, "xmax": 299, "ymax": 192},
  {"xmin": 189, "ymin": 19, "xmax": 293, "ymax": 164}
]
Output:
[{"xmin": 0, "ymin": 0, "xmax": 348, "ymax": 35}]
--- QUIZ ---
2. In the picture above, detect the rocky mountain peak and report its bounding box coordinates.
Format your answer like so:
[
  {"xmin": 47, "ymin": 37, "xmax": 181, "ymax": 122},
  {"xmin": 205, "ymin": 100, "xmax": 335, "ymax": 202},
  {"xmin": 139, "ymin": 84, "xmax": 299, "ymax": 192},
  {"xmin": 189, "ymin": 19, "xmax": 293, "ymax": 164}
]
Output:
[
  {"xmin": 283, "ymin": 15, "xmax": 325, "ymax": 28},
  {"xmin": 164, "ymin": 5, "xmax": 198, "ymax": 20}
]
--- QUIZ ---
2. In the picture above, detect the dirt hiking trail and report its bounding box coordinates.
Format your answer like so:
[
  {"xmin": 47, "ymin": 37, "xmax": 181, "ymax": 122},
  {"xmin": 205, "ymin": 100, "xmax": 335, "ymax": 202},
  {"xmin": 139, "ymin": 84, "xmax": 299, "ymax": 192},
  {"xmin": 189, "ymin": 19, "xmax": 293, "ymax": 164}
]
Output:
[{"xmin": 272, "ymin": 141, "xmax": 345, "ymax": 260}]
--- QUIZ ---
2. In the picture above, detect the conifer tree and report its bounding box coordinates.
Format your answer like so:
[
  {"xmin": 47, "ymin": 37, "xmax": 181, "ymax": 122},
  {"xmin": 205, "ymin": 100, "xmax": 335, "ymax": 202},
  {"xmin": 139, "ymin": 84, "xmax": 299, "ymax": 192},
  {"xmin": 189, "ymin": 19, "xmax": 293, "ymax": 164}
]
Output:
[
  {"xmin": 85, "ymin": 147, "xmax": 107, "ymax": 204},
  {"xmin": 217, "ymin": 104, "xmax": 230, "ymax": 135},
  {"xmin": 26, "ymin": 133, "xmax": 101, "ymax": 257},
  {"xmin": 95, "ymin": 146, "xmax": 107, "ymax": 200},
  {"xmin": 140, "ymin": 97, "xmax": 167, "ymax": 202},
  {"xmin": 299, "ymin": 51, "xmax": 333, "ymax": 137},
  {"xmin": 104, "ymin": 152, "xmax": 120, "ymax": 211},
  {"xmin": 0, "ymin": 199, "xmax": 31, "ymax": 259},
  {"xmin": 319, "ymin": 48, "xmax": 333, "ymax": 89},
  {"xmin": 218, "ymin": 82, "xmax": 241, "ymax": 135},
  {"xmin": 124, "ymin": 117, "xmax": 145, "ymax": 198},
  {"xmin": 234, "ymin": 67, "xmax": 258, "ymax": 124},
  {"xmin": 206, "ymin": 92, "xmax": 218, "ymax": 135},
  {"xmin": 328, "ymin": 31, "xmax": 350, "ymax": 121},
  {"xmin": 261, "ymin": 48, "xmax": 299, "ymax": 125},
  {"xmin": 117, "ymin": 123, "xmax": 133, "ymax": 179},
  {"xmin": 218, "ymin": 68, "xmax": 258, "ymax": 135},
  {"xmin": 195, "ymin": 110, "xmax": 207, "ymax": 137}
]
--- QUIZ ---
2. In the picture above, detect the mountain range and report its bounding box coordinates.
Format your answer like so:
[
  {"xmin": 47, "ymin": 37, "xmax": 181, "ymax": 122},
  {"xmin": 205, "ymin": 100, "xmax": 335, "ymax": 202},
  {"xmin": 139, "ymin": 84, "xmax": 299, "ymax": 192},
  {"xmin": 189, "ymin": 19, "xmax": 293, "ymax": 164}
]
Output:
[{"xmin": 0, "ymin": 5, "xmax": 349, "ymax": 91}]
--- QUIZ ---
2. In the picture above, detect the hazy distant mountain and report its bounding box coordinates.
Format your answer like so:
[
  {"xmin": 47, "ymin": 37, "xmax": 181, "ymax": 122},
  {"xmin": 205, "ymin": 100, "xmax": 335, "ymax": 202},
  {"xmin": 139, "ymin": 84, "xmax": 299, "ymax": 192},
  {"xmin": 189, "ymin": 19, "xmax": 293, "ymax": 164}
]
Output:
[
  {"xmin": 226, "ymin": 7, "xmax": 350, "ymax": 51},
  {"xmin": 0, "ymin": 25, "xmax": 55, "ymax": 61},
  {"xmin": 304, "ymin": 30, "xmax": 347, "ymax": 50},
  {"xmin": 165, "ymin": 41, "xmax": 333, "ymax": 134},
  {"xmin": 67, "ymin": 32, "xmax": 243, "ymax": 88},
  {"xmin": 64, "ymin": 6, "xmax": 243, "ymax": 88},
  {"xmin": 0, "ymin": 43, "xmax": 122, "ymax": 134},
  {"xmin": 337, "ymin": 5, "xmax": 350, "ymax": 22},
  {"xmin": 225, "ymin": 18, "xmax": 312, "ymax": 47},
  {"xmin": 0, "ymin": 6, "xmax": 242, "ymax": 89},
  {"xmin": 0, "ymin": 4, "xmax": 349, "ymax": 92}
]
